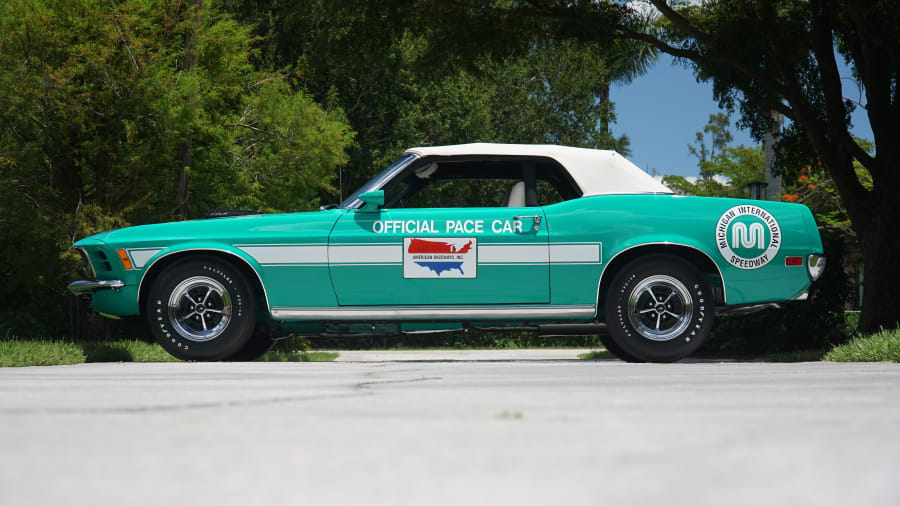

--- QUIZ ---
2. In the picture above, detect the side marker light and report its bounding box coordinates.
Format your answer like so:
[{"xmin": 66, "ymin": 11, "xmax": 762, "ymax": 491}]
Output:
[{"xmin": 116, "ymin": 249, "xmax": 134, "ymax": 270}]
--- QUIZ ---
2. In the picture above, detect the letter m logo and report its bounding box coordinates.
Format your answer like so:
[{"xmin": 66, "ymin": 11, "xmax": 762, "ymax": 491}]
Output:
[{"xmin": 731, "ymin": 222, "xmax": 765, "ymax": 249}]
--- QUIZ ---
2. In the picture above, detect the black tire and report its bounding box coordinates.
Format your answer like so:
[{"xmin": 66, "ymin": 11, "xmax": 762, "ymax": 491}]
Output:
[
  {"xmin": 604, "ymin": 254, "xmax": 714, "ymax": 362},
  {"xmin": 598, "ymin": 334, "xmax": 641, "ymax": 363},
  {"xmin": 146, "ymin": 256, "xmax": 257, "ymax": 361},
  {"xmin": 226, "ymin": 327, "xmax": 275, "ymax": 361}
]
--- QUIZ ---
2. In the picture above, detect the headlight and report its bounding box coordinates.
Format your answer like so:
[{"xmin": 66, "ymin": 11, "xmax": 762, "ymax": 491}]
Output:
[{"xmin": 808, "ymin": 255, "xmax": 826, "ymax": 281}]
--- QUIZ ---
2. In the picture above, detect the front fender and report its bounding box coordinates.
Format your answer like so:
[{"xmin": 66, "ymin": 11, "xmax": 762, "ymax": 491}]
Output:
[{"xmin": 134, "ymin": 243, "xmax": 270, "ymax": 316}]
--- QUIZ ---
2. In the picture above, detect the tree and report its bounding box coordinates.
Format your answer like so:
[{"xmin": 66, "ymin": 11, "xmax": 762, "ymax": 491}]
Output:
[
  {"xmin": 688, "ymin": 113, "xmax": 734, "ymax": 179},
  {"xmin": 0, "ymin": 0, "xmax": 352, "ymax": 335},
  {"xmin": 218, "ymin": 1, "xmax": 636, "ymax": 198},
  {"xmin": 664, "ymin": 144, "xmax": 764, "ymax": 198},
  {"xmin": 436, "ymin": 0, "xmax": 900, "ymax": 333}
]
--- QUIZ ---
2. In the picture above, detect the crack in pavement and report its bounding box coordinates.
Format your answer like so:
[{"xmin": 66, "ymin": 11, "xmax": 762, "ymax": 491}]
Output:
[
  {"xmin": 0, "ymin": 390, "xmax": 372, "ymax": 416},
  {"xmin": 0, "ymin": 365, "xmax": 445, "ymax": 416},
  {"xmin": 356, "ymin": 376, "xmax": 443, "ymax": 389}
]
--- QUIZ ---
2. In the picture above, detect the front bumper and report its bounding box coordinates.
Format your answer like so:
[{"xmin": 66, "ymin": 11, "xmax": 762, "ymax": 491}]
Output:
[{"xmin": 68, "ymin": 280, "xmax": 125, "ymax": 294}]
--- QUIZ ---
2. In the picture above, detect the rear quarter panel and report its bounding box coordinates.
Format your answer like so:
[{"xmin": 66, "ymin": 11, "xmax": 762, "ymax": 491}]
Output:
[{"xmin": 543, "ymin": 194, "xmax": 822, "ymax": 306}]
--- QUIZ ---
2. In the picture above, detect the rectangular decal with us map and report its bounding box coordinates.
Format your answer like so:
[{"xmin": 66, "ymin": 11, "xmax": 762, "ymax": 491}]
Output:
[{"xmin": 403, "ymin": 237, "xmax": 477, "ymax": 279}]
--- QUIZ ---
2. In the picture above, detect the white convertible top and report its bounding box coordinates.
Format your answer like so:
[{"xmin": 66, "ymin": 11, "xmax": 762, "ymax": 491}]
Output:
[{"xmin": 405, "ymin": 143, "xmax": 672, "ymax": 196}]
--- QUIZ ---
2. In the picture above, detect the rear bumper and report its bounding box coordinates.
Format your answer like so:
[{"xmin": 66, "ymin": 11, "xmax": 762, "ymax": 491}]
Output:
[{"xmin": 68, "ymin": 279, "xmax": 125, "ymax": 294}]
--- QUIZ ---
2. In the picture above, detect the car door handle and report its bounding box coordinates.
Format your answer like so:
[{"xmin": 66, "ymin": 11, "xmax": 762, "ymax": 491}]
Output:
[{"xmin": 513, "ymin": 215, "xmax": 542, "ymax": 231}]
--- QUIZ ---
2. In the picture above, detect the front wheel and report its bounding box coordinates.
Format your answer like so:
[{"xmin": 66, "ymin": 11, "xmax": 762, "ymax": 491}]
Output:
[
  {"xmin": 604, "ymin": 255, "xmax": 714, "ymax": 362},
  {"xmin": 146, "ymin": 256, "xmax": 257, "ymax": 361}
]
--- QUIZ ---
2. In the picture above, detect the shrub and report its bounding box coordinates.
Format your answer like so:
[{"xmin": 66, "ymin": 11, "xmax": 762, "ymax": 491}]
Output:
[{"xmin": 702, "ymin": 226, "xmax": 853, "ymax": 355}]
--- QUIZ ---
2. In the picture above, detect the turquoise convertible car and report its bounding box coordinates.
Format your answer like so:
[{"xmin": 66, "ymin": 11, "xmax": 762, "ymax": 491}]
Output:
[{"xmin": 69, "ymin": 144, "xmax": 825, "ymax": 362}]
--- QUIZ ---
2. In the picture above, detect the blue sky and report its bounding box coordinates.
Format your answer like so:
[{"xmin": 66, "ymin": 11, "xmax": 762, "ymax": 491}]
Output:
[{"xmin": 614, "ymin": 54, "xmax": 873, "ymax": 178}]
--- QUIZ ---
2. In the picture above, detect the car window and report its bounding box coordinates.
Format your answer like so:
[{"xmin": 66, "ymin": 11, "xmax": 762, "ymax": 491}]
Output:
[
  {"xmin": 381, "ymin": 156, "xmax": 581, "ymax": 209},
  {"xmin": 404, "ymin": 179, "xmax": 521, "ymax": 208},
  {"xmin": 340, "ymin": 154, "xmax": 416, "ymax": 209},
  {"xmin": 537, "ymin": 180, "xmax": 565, "ymax": 206}
]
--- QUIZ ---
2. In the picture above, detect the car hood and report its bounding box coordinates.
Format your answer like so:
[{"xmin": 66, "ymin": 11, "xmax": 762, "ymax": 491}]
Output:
[{"xmin": 75, "ymin": 209, "xmax": 346, "ymax": 247}]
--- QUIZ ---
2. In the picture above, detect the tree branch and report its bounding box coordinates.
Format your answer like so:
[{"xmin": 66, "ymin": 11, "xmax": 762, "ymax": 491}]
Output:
[
  {"xmin": 224, "ymin": 123, "xmax": 289, "ymax": 140},
  {"xmin": 646, "ymin": 0, "xmax": 715, "ymax": 46}
]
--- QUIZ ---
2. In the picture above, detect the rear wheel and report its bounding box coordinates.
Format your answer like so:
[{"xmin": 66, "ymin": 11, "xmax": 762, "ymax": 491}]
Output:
[
  {"xmin": 598, "ymin": 334, "xmax": 640, "ymax": 362},
  {"xmin": 604, "ymin": 255, "xmax": 714, "ymax": 362},
  {"xmin": 146, "ymin": 256, "xmax": 257, "ymax": 361}
]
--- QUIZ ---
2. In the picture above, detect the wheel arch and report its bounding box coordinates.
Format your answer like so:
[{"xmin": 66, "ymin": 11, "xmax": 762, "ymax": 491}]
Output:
[
  {"xmin": 596, "ymin": 242, "xmax": 726, "ymax": 314},
  {"xmin": 138, "ymin": 247, "xmax": 269, "ymax": 316}
]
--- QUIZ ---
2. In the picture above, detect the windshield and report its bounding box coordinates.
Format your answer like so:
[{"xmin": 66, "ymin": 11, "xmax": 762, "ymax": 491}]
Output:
[{"xmin": 339, "ymin": 154, "xmax": 417, "ymax": 209}]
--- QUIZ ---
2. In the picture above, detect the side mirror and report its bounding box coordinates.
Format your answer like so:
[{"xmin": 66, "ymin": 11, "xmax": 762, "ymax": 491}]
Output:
[{"xmin": 358, "ymin": 190, "xmax": 384, "ymax": 212}]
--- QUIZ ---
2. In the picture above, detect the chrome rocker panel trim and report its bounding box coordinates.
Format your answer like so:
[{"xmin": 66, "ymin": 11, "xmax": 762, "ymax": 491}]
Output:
[
  {"xmin": 68, "ymin": 279, "xmax": 126, "ymax": 294},
  {"xmin": 271, "ymin": 304, "xmax": 596, "ymax": 321}
]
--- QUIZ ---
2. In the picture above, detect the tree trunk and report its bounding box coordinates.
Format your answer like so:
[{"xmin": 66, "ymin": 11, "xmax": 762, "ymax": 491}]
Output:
[
  {"xmin": 764, "ymin": 111, "xmax": 783, "ymax": 200},
  {"xmin": 598, "ymin": 82, "xmax": 610, "ymax": 136},
  {"xmin": 176, "ymin": 137, "xmax": 191, "ymax": 218},
  {"xmin": 856, "ymin": 207, "xmax": 900, "ymax": 333}
]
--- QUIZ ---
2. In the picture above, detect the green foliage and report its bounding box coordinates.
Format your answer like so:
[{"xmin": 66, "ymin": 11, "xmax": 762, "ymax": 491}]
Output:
[
  {"xmin": 0, "ymin": 0, "xmax": 652, "ymax": 340},
  {"xmin": 780, "ymin": 147, "xmax": 874, "ymax": 231},
  {"xmin": 577, "ymin": 350, "xmax": 615, "ymax": 360},
  {"xmin": 0, "ymin": 338, "xmax": 179, "ymax": 366},
  {"xmin": 254, "ymin": 351, "xmax": 339, "ymax": 362},
  {"xmin": 218, "ymin": 1, "xmax": 637, "ymax": 198},
  {"xmin": 0, "ymin": 337, "xmax": 337, "ymax": 365},
  {"xmin": 825, "ymin": 328, "xmax": 900, "ymax": 363},
  {"xmin": 0, "ymin": 339, "xmax": 86, "ymax": 367},
  {"xmin": 663, "ymin": 144, "xmax": 765, "ymax": 198},
  {"xmin": 687, "ymin": 112, "xmax": 734, "ymax": 179},
  {"xmin": 309, "ymin": 331, "xmax": 603, "ymax": 350},
  {"xmin": 456, "ymin": 0, "xmax": 900, "ymax": 332},
  {"xmin": 0, "ymin": 0, "xmax": 352, "ymax": 335},
  {"xmin": 703, "ymin": 227, "xmax": 853, "ymax": 355}
]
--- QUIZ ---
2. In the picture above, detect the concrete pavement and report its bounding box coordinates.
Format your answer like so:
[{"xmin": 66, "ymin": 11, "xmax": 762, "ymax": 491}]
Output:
[{"xmin": 1, "ymin": 350, "xmax": 898, "ymax": 505}]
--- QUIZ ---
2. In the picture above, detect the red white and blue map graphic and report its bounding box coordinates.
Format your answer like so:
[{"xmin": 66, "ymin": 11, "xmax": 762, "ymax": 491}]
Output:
[{"xmin": 403, "ymin": 238, "xmax": 477, "ymax": 278}]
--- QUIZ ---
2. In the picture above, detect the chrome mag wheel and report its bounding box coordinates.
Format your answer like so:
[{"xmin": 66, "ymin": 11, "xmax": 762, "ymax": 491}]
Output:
[
  {"xmin": 167, "ymin": 276, "xmax": 233, "ymax": 342},
  {"xmin": 626, "ymin": 274, "xmax": 694, "ymax": 342}
]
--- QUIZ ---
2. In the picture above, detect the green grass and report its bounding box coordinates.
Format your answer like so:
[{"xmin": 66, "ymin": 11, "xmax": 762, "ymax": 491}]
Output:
[
  {"xmin": 577, "ymin": 349, "xmax": 615, "ymax": 360},
  {"xmin": 0, "ymin": 340, "xmax": 86, "ymax": 367},
  {"xmin": 255, "ymin": 351, "xmax": 339, "ymax": 362},
  {"xmin": 0, "ymin": 339, "xmax": 338, "ymax": 367},
  {"xmin": 824, "ymin": 327, "xmax": 900, "ymax": 363},
  {"xmin": 0, "ymin": 339, "xmax": 179, "ymax": 367}
]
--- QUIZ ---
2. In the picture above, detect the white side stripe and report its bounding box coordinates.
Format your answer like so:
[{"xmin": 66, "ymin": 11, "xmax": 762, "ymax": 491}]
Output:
[
  {"xmin": 128, "ymin": 249, "xmax": 162, "ymax": 269},
  {"xmin": 549, "ymin": 244, "xmax": 601, "ymax": 263},
  {"xmin": 329, "ymin": 245, "xmax": 402, "ymax": 264},
  {"xmin": 236, "ymin": 242, "xmax": 601, "ymax": 265},
  {"xmin": 239, "ymin": 245, "xmax": 327, "ymax": 264},
  {"xmin": 479, "ymin": 244, "xmax": 549, "ymax": 263}
]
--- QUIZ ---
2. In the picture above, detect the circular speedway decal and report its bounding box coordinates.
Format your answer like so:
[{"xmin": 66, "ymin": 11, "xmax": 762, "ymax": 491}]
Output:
[{"xmin": 715, "ymin": 205, "xmax": 781, "ymax": 270}]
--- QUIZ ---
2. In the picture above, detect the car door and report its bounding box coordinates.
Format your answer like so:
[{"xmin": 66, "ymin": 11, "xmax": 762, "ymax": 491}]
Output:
[{"xmin": 328, "ymin": 206, "xmax": 549, "ymax": 306}]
